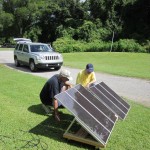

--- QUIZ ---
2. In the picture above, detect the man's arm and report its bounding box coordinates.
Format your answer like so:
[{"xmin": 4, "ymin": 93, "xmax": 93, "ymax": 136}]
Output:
[
  {"xmin": 53, "ymin": 98, "xmax": 60, "ymax": 121},
  {"xmin": 86, "ymin": 72, "xmax": 96, "ymax": 88}
]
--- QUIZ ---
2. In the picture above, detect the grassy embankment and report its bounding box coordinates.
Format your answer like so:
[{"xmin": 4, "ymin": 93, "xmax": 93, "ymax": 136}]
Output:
[
  {"xmin": 0, "ymin": 49, "xmax": 150, "ymax": 149},
  {"xmin": 0, "ymin": 63, "xmax": 150, "ymax": 150}
]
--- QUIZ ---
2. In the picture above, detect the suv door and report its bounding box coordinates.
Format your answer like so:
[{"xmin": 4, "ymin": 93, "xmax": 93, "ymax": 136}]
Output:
[
  {"xmin": 22, "ymin": 44, "xmax": 30, "ymax": 65},
  {"xmin": 16, "ymin": 44, "xmax": 24, "ymax": 61}
]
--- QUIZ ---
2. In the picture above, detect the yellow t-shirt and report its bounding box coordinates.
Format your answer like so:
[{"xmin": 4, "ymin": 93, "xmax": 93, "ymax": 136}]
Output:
[{"xmin": 76, "ymin": 70, "xmax": 96, "ymax": 87}]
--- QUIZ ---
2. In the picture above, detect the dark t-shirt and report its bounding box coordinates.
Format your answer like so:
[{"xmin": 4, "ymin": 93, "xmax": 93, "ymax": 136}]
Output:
[{"xmin": 40, "ymin": 74, "xmax": 64, "ymax": 105}]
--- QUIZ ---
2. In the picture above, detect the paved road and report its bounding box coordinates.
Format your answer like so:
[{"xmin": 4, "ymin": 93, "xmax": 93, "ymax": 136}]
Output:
[{"xmin": 0, "ymin": 51, "xmax": 150, "ymax": 107}]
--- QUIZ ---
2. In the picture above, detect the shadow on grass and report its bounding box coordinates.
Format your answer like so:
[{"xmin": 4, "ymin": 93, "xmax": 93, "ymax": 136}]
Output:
[
  {"xmin": 28, "ymin": 106, "xmax": 95, "ymax": 150},
  {"xmin": 28, "ymin": 104, "xmax": 69, "ymax": 116},
  {"xmin": 28, "ymin": 104, "xmax": 46, "ymax": 116}
]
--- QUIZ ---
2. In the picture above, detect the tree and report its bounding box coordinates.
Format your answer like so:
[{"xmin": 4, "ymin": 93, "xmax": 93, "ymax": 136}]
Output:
[
  {"xmin": 122, "ymin": 0, "xmax": 150, "ymax": 40},
  {"xmin": 1, "ymin": 0, "xmax": 41, "ymax": 38},
  {"xmin": 38, "ymin": 0, "xmax": 87, "ymax": 44},
  {"xmin": 0, "ymin": 11, "xmax": 14, "ymax": 43},
  {"xmin": 89, "ymin": 0, "xmax": 107, "ymax": 23}
]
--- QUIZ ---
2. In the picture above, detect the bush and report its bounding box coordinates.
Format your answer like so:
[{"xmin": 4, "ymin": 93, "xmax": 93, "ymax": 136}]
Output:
[
  {"xmin": 142, "ymin": 40, "xmax": 150, "ymax": 53},
  {"xmin": 53, "ymin": 37, "xmax": 85, "ymax": 53},
  {"xmin": 53, "ymin": 38, "xmax": 111, "ymax": 53},
  {"xmin": 112, "ymin": 39, "xmax": 146, "ymax": 53},
  {"xmin": 0, "ymin": 37, "xmax": 6, "ymax": 45},
  {"xmin": 85, "ymin": 41, "xmax": 111, "ymax": 52},
  {"xmin": 53, "ymin": 37, "xmax": 147, "ymax": 53}
]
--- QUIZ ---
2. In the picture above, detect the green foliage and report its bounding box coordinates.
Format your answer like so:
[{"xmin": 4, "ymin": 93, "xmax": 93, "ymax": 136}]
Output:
[
  {"xmin": 53, "ymin": 37, "xmax": 85, "ymax": 53},
  {"xmin": 122, "ymin": 0, "xmax": 150, "ymax": 40},
  {"xmin": 0, "ymin": 0, "xmax": 150, "ymax": 52},
  {"xmin": 0, "ymin": 37, "xmax": 5, "ymax": 45},
  {"xmin": 0, "ymin": 11, "xmax": 14, "ymax": 31},
  {"xmin": 97, "ymin": 27, "xmax": 111, "ymax": 41},
  {"xmin": 75, "ymin": 20, "xmax": 111, "ymax": 42},
  {"xmin": 56, "ymin": 25, "xmax": 75, "ymax": 38},
  {"xmin": 57, "ymin": 20, "xmax": 111, "ymax": 42},
  {"xmin": 0, "ymin": 37, "xmax": 16, "ymax": 46},
  {"xmin": 24, "ymin": 26, "xmax": 42, "ymax": 42},
  {"xmin": 89, "ymin": 0, "xmax": 106, "ymax": 21},
  {"xmin": 142, "ymin": 40, "xmax": 150, "ymax": 53},
  {"xmin": 53, "ymin": 37, "xmax": 146, "ymax": 53},
  {"xmin": 74, "ymin": 21, "xmax": 97, "ymax": 42},
  {"xmin": 113, "ymin": 39, "xmax": 146, "ymax": 53},
  {"xmin": 85, "ymin": 40, "xmax": 111, "ymax": 52}
]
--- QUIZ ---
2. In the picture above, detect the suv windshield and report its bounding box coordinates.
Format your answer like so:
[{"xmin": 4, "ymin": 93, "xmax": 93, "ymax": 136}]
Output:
[{"xmin": 30, "ymin": 44, "xmax": 53, "ymax": 52}]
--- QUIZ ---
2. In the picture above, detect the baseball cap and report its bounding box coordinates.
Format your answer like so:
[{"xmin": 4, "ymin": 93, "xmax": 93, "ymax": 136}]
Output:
[
  {"xmin": 59, "ymin": 69, "xmax": 73, "ymax": 81},
  {"xmin": 86, "ymin": 64, "xmax": 94, "ymax": 73}
]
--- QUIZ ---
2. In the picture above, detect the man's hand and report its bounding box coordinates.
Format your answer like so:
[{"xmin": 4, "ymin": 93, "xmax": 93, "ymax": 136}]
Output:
[{"xmin": 65, "ymin": 81, "xmax": 73, "ymax": 88}]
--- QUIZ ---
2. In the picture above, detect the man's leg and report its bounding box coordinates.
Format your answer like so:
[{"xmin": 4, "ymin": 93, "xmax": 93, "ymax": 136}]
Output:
[
  {"xmin": 53, "ymin": 99, "xmax": 60, "ymax": 121},
  {"xmin": 40, "ymin": 97, "xmax": 53, "ymax": 115}
]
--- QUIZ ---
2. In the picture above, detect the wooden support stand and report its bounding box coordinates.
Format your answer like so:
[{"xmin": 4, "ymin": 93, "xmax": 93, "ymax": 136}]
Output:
[{"xmin": 63, "ymin": 118, "xmax": 105, "ymax": 149}]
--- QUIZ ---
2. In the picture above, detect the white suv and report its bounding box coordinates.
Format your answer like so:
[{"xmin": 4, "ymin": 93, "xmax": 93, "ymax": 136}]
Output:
[{"xmin": 14, "ymin": 42, "xmax": 63, "ymax": 72}]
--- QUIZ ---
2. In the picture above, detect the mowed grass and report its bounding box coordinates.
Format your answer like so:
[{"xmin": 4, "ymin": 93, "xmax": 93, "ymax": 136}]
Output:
[
  {"xmin": 0, "ymin": 48, "xmax": 14, "ymax": 51},
  {"xmin": 63, "ymin": 52, "xmax": 150, "ymax": 79},
  {"xmin": 0, "ymin": 65, "xmax": 150, "ymax": 150}
]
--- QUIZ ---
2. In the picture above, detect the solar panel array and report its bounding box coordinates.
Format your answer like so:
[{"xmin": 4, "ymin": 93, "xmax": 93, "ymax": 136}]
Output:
[
  {"xmin": 55, "ymin": 84, "xmax": 118, "ymax": 146},
  {"xmin": 90, "ymin": 82, "xmax": 130, "ymax": 120}
]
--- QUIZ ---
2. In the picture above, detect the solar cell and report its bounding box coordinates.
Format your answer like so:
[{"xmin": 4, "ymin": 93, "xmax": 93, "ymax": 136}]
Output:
[
  {"xmin": 90, "ymin": 82, "xmax": 130, "ymax": 120},
  {"xmin": 55, "ymin": 84, "xmax": 117, "ymax": 145},
  {"xmin": 100, "ymin": 82, "xmax": 130, "ymax": 109}
]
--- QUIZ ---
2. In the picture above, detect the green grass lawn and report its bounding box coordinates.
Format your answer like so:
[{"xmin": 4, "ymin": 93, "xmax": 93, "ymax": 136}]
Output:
[
  {"xmin": 0, "ymin": 48, "xmax": 14, "ymax": 51},
  {"xmin": 0, "ymin": 65, "xmax": 150, "ymax": 150},
  {"xmin": 63, "ymin": 52, "xmax": 150, "ymax": 79}
]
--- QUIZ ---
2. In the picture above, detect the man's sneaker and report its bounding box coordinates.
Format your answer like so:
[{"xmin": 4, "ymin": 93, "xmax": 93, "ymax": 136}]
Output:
[{"xmin": 42, "ymin": 104, "xmax": 52, "ymax": 115}]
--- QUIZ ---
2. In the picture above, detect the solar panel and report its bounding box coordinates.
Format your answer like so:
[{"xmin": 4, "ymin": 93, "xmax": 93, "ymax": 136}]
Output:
[
  {"xmin": 90, "ymin": 82, "xmax": 130, "ymax": 120},
  {"xmin": 55, "ymin": 84, "xmax": 117, "ymax": 146}
]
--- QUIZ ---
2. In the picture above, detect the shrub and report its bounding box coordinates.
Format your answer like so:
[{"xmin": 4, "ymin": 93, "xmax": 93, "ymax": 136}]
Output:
[
  {"xmin": 142, "ymin": 40, "xmax": 150, "ymax": 53},
  {"xmin": 53, "ymin": 37, "xmax": 85, "ymax": 53},
  {"xmin": 0, "ymin": 37, "xmax": 6, "ymax": 45},
  {"xmin": 53, "ymin": 37, "xmax": 146, "ymax": 53},
  {"xmin": 112, "ymin": 39, "xmax": 146, "ymax": 53},
  {"xmin": 85, "ymin": 41, "xmax": 110, "ymax": 52}
]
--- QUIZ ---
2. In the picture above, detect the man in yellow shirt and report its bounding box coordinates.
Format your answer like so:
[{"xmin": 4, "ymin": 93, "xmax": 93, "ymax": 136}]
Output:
[{"xmin": 76, "ymin": 64, "xmax": 96, "ymax": 88}]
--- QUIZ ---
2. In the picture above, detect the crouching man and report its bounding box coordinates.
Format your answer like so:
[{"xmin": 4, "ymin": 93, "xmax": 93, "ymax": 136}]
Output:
[{"xmin": 40, "ymin": 69, "xmax": 73, "ymax": 121}]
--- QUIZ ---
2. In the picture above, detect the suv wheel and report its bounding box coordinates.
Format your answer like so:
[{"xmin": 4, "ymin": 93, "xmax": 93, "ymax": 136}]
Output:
[
  {"xmin": 29, "ymin": 60, "xmax": 37, "ymax": 72},
  {"xmin": 14, "ymin": 57, "xmax": 20, "ymax": 67}
]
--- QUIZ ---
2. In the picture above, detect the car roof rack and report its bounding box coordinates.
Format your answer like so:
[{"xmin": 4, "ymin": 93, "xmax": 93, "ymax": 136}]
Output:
[{"xmin": 13, "ymin": 38, "xmax": 32, "ymax": 43}]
